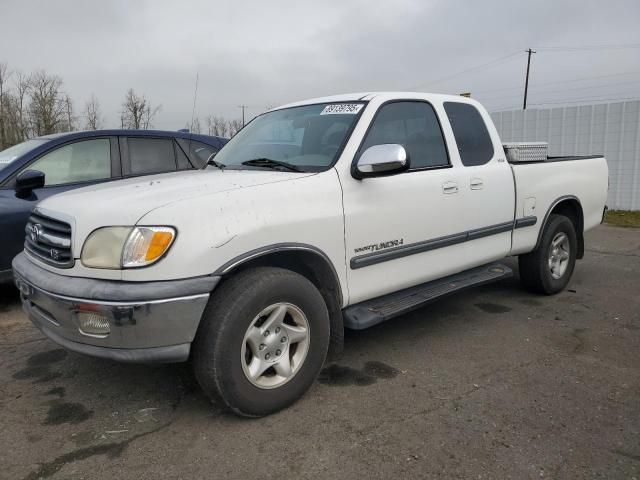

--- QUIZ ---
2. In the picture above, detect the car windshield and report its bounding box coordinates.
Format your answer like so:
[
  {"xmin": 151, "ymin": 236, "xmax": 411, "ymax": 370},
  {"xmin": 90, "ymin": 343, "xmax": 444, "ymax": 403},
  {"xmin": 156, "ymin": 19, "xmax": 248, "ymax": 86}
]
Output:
[
  {"xmin": 213, "ymin": 102, "xmax": 365, "ymax": 172},
  {"xmin": 0, "ymin": 139, "xmax": 48, "ymax": 171}
]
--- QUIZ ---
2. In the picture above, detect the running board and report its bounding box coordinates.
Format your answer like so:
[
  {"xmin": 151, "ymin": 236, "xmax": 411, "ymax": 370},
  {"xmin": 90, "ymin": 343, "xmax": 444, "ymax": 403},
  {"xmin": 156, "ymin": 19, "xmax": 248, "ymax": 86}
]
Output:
[{"xmin": 343, "ymin": 262, "xmax": 513, "ymax": 330}]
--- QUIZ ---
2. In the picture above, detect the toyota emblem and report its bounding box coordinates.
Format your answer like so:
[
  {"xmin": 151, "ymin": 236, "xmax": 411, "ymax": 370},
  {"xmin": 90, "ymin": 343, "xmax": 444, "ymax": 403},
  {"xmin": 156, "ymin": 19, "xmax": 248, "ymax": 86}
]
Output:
[{"xmin": 29, "ymin": 223, "xmax": 43, "ymax": 243}]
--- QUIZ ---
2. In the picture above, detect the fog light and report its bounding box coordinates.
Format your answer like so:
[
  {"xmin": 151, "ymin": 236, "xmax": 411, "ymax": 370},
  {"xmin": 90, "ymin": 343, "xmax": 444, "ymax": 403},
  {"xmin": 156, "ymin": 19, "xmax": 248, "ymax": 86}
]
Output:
[{"xmin": 77, "ymin": 311, "xmax": 110, "ymax": 337}]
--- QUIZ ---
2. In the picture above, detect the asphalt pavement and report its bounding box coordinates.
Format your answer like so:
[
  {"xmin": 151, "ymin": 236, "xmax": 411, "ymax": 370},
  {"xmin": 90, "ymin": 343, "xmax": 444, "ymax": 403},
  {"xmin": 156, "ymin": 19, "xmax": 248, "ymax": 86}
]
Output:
[{"xmin": 1, "ymin": 224, "xmax": 638, "ymax": 479}]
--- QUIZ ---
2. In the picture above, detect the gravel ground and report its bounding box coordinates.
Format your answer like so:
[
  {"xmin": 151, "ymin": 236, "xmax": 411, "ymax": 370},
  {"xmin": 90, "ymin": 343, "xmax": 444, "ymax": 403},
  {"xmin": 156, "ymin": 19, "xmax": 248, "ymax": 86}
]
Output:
[{"xmin": 0, "ymin": 224, "xmax": 638, "ymax": 480}]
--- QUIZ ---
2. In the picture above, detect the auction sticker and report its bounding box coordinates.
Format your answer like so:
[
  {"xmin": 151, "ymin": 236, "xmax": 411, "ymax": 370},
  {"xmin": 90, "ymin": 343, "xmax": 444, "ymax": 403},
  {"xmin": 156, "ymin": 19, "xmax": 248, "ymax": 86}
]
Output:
[{"xmin": 320, "ymin": 103, "xmax": 364, "ymax": 115}]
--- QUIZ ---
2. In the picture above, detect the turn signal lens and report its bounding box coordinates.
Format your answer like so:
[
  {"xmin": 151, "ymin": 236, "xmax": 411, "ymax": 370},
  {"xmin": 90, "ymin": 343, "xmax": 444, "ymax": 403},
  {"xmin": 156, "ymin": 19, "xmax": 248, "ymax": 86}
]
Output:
[
  {"xmin": 146, "ymin": 231, "xmax": 174, "ymax": 261},
  {"xmin": 122, "ymin": 227, "xmax": 175, "ymax": 268}
]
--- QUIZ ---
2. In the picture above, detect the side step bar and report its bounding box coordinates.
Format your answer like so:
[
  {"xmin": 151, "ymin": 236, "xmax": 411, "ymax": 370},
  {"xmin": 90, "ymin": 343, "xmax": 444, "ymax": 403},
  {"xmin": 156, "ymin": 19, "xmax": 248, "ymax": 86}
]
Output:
[{"xmin": 343, "ymin": 262, "xmax": 513, "ymax": 330}]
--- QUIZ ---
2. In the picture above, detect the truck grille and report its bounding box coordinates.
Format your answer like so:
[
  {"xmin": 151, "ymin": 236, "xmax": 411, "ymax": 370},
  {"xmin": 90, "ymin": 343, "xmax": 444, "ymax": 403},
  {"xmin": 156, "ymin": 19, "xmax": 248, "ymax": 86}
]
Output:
[{"xmin": 24, "ymin": 212, "xmax": 74, "ymax": 268}]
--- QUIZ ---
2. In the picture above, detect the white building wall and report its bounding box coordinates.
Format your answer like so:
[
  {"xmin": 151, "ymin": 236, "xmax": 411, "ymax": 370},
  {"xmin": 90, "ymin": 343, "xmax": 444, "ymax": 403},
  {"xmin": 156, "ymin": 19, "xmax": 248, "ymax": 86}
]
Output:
[{"xmin": 491, "ymin": 101, "xmax": 640, "ymax": 210}]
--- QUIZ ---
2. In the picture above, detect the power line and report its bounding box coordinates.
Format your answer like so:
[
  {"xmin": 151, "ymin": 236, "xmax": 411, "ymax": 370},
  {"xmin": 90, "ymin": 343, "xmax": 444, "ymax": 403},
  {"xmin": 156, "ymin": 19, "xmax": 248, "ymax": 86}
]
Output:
[
  {"xmin": 472, "ymin": 70, "xmax": 640, "ymax": 95},
  {"xmin": 405, "ymin": 50, "xmax": 522, "ymax": 90},
  {"xmin": 534, "ymin": 43, "xmax": 640, "ymax": 51},
  {"xmin": 530, "ymin": 95, "xmax": 640, "ymax": 106},
  {"xmin": 405, "ymin": 46, "xmax": 640, "ymax": 94},
  {"xmin": 477, "ymin": 79, "xmax": 640, "ymax": 102},
  {"xmin": 490, "ymin": 95, "xmax": 640, "ymax": 112}
]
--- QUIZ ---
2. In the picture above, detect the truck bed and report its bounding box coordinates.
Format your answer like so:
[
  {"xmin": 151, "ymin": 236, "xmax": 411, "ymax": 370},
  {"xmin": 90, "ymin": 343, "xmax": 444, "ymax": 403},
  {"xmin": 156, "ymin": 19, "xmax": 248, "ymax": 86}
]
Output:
[{"xmin": 509, "ymin": 155, "xmax": 609, "ymax": 256}]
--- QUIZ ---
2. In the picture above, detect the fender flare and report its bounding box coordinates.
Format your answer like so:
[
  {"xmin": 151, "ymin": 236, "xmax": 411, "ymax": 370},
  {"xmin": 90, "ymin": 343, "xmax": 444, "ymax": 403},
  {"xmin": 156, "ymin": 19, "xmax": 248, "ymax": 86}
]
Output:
[
  {"xmin": 535, "ymin": 195, "xmax": 584, "ymax": 257},
  {"xmin": 214, "ymin": 243, "xmax": 345, "ymax": 357},
  {"xmin": 214, "ymin": 243, "xmax": 342, "ymax": 301}
]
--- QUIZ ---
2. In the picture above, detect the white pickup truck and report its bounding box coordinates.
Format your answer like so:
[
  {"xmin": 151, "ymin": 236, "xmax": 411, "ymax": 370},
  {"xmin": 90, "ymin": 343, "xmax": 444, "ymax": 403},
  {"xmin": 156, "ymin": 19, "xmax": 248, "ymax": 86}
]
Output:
[{"xmin": 13, "ymin": 92, "xmax": 608, "ymax": 416}]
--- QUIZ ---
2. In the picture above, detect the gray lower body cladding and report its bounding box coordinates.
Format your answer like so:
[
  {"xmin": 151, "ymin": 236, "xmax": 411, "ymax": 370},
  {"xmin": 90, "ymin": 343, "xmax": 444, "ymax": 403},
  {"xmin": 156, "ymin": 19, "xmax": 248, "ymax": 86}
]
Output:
[{"xmin": 12, "ymin": 252, "xmax": 220, "ymax": 363}]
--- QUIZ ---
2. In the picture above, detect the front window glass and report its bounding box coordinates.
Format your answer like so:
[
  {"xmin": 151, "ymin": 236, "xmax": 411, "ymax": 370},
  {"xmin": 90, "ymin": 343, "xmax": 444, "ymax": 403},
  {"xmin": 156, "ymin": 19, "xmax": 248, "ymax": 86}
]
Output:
[
  {"xmin": 0, "ymin": 139, "xmax": 48, "ymax": 171},
  {"xmin": 213, "ymin": 102, "xmax": 364, "ymax": 171},
  {"xmin": 361, "ymin": 101, "xmax": 449, "ymax": 169},
  {"xmin": 27, "ymin": 139, "xmax": 111, "ymax": 185}
]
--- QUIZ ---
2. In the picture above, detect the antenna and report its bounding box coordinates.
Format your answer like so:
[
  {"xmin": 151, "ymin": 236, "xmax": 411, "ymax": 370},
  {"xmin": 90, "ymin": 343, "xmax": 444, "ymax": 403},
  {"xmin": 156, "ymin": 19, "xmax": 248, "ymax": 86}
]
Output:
[
  {"xmin": 190, "ymin": 72, "xmax": 199, "ymax": 131},
  {"xmin": 187, "ymin": 72, "xmax": 199, "ymax": 165}
]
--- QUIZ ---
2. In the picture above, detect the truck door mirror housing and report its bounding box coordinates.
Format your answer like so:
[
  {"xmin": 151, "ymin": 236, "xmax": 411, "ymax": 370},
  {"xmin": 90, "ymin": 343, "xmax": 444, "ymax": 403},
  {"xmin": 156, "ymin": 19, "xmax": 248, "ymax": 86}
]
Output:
[
  {"xmin": 15, "ymin": 170, "xmax": 45, "ymax": 198},
  {"xmin": 354, "ymin": 144, "xmax": 409, "ymax": 179}
]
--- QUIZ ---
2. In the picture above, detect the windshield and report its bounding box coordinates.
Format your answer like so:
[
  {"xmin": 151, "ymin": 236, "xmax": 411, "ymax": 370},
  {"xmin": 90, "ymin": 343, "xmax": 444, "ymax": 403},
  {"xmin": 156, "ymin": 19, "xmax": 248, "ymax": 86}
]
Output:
[
  {"xmin": 0, "ymin": 139, "xmax": 48, "ymax": 171},
  {"xmin": 213, "ymin": 102, "xmax": 365, "ymax": 172}
]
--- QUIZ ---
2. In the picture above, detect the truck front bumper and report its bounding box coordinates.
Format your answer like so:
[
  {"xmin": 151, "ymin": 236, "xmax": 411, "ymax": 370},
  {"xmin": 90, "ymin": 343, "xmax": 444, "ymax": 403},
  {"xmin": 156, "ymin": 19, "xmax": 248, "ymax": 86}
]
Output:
[{"xmin": 12, "ymin": 252, "xmax": 220, "ymax": 363}]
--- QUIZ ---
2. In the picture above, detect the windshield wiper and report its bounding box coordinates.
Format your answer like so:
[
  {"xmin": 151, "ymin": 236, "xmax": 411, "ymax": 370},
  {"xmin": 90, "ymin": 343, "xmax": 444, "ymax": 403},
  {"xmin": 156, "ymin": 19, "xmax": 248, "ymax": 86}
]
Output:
[{"xmin": 241, "ymin": 158, "xmax": 303, "ymax": 172}]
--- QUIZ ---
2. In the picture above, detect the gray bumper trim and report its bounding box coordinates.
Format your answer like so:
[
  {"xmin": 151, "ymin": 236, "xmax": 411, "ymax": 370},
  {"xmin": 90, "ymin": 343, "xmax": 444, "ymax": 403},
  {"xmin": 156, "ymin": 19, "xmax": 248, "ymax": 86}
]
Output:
[
  {"xmin": 12, "ymin": 251, "xmax": 219, "ymax": 363},
  {"xmin": 34, "ymin": 320, "xmax": 190, "ymax": 363},
  {"xmin": 13, "ymin": 252, "xmax": 220, "ymax": 301}
]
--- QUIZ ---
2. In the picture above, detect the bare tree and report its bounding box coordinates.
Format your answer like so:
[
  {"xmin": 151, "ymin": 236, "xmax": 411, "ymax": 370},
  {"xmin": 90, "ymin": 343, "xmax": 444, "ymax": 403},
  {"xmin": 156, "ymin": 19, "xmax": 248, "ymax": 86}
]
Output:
[
  {"xmin": 214, "ymin": 116, "xmax": 228, "ymax": 137},
  {"xmin": 142, "ymin": 101, "xmax": 160, "ymax": 129},
  {"xmin": 84, "ymin": 94, "xmax": 102, "ymax": 130},
  {"xmin": 120, "ymin": 88, "xmax": 161, "ymax": 129},
  {"xmin": 62, "ymin": 94, "xmax": 76, "ymax": 132},
  {"xmin": 228, "ymin": 119, "xmax": 243, "ymax": 137},
  {"xmin": 28, "ymin": 70, "xmax": 66, "ymax": 136},
  {"xmin": 205, "ymin": 115, "xmax": 230, "ymax": 137},
  {"xmin": 0, "ymin": 62, "xmax": 10, "ymax": 149},
  {"xmin": 13, "ymin": 71, "xmax": 31, "ymax": 141}
]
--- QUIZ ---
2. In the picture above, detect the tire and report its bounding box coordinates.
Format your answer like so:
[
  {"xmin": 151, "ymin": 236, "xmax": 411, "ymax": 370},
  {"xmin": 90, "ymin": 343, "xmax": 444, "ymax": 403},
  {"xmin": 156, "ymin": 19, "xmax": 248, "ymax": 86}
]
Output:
[
  {"xmin": 192, "ymin": 267, "xmax": 330, "ymax": 417},
  {"xmin": 518, "ymin": 214, "xmax": 577, "ymax": 295}
]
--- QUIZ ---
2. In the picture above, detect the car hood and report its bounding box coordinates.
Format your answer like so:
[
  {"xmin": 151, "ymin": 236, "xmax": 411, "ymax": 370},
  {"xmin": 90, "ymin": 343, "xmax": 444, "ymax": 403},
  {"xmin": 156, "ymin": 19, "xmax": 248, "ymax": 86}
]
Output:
[{"xmin": 37, "ymin": 168, "xmax": 315, "ymax": 227}]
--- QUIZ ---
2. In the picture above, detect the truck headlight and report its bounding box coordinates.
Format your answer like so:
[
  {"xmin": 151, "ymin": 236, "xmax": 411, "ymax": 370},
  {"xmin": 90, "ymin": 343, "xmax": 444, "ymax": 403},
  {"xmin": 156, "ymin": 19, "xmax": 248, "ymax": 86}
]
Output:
[{"xmin": 81, "ymin": 226, "xmax": 176, "ymax": 269}]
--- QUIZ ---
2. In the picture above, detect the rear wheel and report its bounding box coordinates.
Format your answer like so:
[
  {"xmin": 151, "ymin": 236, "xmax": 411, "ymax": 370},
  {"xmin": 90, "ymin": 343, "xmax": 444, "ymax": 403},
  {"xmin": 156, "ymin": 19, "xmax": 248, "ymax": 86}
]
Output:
[
  {"xmin": 192, "ymin": 267, "xmax": 330, "ymax": 417},
  {"xmin": 518, "ymin": 214, "xmax": 577, "ymax": 295}
]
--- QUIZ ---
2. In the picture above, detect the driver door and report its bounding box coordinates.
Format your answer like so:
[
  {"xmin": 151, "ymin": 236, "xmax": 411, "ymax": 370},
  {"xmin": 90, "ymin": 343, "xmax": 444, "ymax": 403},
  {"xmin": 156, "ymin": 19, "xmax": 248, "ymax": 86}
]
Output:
[{"xmin": 339, "ymin": 100, "xmax": 469, "ymax": 304}]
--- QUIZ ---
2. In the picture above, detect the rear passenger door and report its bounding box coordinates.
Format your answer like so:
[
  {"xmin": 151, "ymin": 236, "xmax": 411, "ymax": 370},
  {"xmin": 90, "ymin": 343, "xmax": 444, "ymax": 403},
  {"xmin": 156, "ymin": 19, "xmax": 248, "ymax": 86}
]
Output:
[
  {"xmin": 120, "ymin": 137, "xmax": 192, "ymax": 177},
  {"xmin": 443, "ymin": 101, "xmax": 514, "ymax": 265}
]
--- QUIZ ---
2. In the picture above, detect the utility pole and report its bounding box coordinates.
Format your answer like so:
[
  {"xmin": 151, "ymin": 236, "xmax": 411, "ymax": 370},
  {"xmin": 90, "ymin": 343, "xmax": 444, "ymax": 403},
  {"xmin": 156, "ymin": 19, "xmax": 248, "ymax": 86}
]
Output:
[
  {"xmin": 523, "ymin": 48, "xmax": 536, "ymax": 110},
  {"xmin": 238, "ymin": 105, "xmax": 248, "ymax": 126}
]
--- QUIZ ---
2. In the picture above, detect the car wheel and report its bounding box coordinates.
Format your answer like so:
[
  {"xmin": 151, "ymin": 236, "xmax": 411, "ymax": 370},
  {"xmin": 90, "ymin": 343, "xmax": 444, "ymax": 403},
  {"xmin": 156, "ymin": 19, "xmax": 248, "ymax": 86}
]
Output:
[
  {"xmin": 518, "ymin": 214, "xmax": 577, "ymax": 295},
  {"xmin": 192, "ymin": 267, "xmax": 330, "ymax": 417}
]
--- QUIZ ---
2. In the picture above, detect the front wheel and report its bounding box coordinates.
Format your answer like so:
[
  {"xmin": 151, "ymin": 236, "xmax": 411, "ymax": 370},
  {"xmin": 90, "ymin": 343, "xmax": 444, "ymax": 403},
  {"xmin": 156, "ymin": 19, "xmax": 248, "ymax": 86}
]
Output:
[
  {"xmin": 192, "ymin": 267, "xmax": 330, "ymax": 417},
  {"xmin": 518, "ymin": 213, "xmax": 577, "ymax": 295}
]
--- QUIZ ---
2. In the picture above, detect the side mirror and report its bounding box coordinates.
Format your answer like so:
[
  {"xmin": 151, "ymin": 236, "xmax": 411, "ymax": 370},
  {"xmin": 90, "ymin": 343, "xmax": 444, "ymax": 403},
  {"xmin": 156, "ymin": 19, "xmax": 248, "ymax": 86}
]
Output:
[
  {"xmin": 354, "ymin": 144, "xmax": 409, "ymax": 179},
  {"xmin": 15, "ymin": 170, "xmax": 45, "ymax": 198}
]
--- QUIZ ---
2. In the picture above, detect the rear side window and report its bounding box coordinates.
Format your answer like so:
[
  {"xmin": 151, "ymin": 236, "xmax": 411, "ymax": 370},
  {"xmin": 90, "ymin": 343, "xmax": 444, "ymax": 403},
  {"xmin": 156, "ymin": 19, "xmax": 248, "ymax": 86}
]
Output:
[
  {"xmin": 361, "ymin": 101, "xmax": 449, "ymax": 169},
  {"xmin": 444, "ymin": 102, "xmax": 494, "ymax": 166},
  {"xmin": 127, "ymin": 138, "xmax": 177, "ymax": 175}
]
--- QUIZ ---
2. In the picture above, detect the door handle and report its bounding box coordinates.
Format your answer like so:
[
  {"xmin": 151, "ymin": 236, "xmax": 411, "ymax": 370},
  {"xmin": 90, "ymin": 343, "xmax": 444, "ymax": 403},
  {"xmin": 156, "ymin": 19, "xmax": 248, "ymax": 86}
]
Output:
[
  {"xmin": 442, "ymin": 181, "xmax": 459, "ymax": 194},
  {"xmin": 470, "ymin": 178, "xmax": 484, "ymax": 190}
]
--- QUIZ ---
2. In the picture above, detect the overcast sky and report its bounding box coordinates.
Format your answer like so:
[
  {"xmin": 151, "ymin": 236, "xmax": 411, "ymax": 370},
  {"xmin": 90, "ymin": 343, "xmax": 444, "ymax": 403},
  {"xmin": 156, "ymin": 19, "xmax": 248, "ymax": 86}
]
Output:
[{"xmin": 1, "ymin": 0, "xmax": 639, "ymax": 130}]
